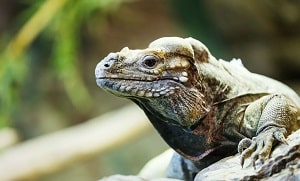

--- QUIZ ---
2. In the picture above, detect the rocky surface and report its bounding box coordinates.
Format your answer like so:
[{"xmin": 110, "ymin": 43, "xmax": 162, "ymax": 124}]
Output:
[
  {"xmin": 100, "ymin": 175, "xmax": 181, "ymax": 181},
  {"xmin": 195, "ymin": 129, "xmax": 300, "ymax": 181}
]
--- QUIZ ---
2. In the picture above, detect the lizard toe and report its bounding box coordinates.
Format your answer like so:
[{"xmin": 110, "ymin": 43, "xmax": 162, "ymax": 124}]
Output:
[
  {"xmin": 250, "ymin": 141, "xmax": 263, "ymax": 169},
  {"xmin": 238, "ymin": 137, "xmax": 252, "ymax": 154},
  {"xmin": 258, "ymin": 134, "xmax": 274, "ymax": 163},
  {"xmin": 273, "ymin": 127, "xmax": 288, "ymax": 145},
  {"xmin": 239, "ymin": 138, "xmax": 257, "ymax": 168}
]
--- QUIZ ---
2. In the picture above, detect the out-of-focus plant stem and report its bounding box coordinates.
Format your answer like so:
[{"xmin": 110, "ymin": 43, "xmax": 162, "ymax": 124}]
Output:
[
  {"xmin": 0, "ymin": 0, "xmax": 69, "ymax": 126},
  {"xmin": 5, "ymin": 0, "xmax": 68, "ymax": 57}
]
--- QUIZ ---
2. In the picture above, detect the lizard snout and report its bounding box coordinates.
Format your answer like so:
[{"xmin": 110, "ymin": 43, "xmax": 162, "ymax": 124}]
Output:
[
  {"xmin": 95, "ymin": 53, "xmax": 118, "ymax": 78},
  {"xmin": 101, "ymin": 53, "xmax": 118, "ymax": 69}
]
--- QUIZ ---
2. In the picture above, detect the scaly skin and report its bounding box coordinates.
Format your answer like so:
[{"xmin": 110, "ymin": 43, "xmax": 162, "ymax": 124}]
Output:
[{"xmin": 95, "ymin": 37, "xmax": 300, "ymax": 181}]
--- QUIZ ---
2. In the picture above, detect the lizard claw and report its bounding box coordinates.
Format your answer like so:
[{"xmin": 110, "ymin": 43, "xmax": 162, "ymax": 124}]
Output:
[
  {"xmin": 238, "ymin": 137, "xmax": 255, "ymax": 168},
  {"xmin": 250, "ymin": 140, "xmax": 264, "ymax": 170},
  {"xmin": 238, "ymin": 127, "xmax": 287, "ymax": 169}
]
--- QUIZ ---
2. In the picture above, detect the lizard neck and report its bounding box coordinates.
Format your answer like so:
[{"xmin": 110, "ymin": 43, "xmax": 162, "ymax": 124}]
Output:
[
  {"xmin": 134, "ymin": 99, "xmax": 236, "ymax": 161},
  {"xmin": 131, "ymin": 84, "xmax": 210, "ymax": 127},
  {"xmin": 133, "ymin": 99, "xmax": 211, "ymax": 158},
  {"xmin": 194, "ymin": 57, "xmax": 249, "ymax": 103}
]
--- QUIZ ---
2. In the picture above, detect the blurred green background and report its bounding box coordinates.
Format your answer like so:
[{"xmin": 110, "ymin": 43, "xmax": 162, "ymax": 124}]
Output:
[{"xmin": 0, "ymin": 0, "xmax": 299, "ymax": 180}]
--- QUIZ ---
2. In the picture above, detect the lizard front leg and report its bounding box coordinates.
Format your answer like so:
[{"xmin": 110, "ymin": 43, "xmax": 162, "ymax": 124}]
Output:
[{"xmin": 238, "ymin": 94, "xmax": 299, "ymax": 168}]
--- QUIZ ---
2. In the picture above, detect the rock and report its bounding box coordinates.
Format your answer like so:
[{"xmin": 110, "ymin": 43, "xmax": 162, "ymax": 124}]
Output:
[
  {"xmin": 139, "ymin": 149, "xmax": 174, "ymax": 179},
  {"xmin": 99, "ymin": 174, "xmax": 182, "ymax": 181},
  {"xmin": 195, "ymin": 129, "xmax": 300, "ymax": 181}
]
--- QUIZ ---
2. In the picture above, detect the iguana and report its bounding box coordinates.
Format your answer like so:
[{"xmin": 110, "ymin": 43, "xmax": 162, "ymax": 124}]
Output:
[{"xmin": 95, "ymin": 37, "xmax": 300, "ymax": 180}]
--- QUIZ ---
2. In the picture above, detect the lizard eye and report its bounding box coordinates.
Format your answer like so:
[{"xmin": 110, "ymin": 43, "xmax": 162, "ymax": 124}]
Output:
[{"xmin": 141, "ymin": 55, "xmax": 159, "ymax": 69}]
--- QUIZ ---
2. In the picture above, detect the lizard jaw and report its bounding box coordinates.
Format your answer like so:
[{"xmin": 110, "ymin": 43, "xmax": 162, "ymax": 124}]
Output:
[{"xmin": 96, "ymin": 77, "xmax": 181, "ymax": 98}]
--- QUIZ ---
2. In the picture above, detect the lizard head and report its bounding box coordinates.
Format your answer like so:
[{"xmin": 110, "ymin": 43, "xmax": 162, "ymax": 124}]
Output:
[{"xmin": 95, "ymin": 37, "xmax": 212, "ymax": 127}]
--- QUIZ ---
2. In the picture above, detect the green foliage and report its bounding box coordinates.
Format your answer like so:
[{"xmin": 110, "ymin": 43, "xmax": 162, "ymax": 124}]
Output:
[
  {"xmin": 0, "ymin": 0, "xmax": 130, "ymax": 127},
  {"xmin": 0, "ymin": 54, "xmax": 27, "ymax": 127}
]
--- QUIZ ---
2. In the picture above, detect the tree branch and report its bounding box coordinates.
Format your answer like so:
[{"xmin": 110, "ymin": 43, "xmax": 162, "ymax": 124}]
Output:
[{"xmin": 0, "ymin": 104, "xmax": 151, "ymax": 180}]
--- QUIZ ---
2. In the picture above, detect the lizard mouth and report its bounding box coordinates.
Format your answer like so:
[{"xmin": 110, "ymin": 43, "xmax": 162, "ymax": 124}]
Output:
[{"xmin": 96, "ymin": 77, "xmax": 182, "ymax": 98}]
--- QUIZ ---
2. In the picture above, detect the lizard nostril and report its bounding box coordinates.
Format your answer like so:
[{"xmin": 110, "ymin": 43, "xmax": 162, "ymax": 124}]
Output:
[
  {"xmin": 104, "ymin": 63, "xmax": 110, "ymax": 68},
  {"xmin": 102, "ymin": 57, "xmax": 118, "ymax": 69}
]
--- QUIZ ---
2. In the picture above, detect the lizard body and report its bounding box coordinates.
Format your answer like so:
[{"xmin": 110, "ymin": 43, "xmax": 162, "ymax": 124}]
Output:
[{"xmin": 95, "ymin": 37, "xmax": 300, "ymax": 180}]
